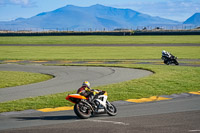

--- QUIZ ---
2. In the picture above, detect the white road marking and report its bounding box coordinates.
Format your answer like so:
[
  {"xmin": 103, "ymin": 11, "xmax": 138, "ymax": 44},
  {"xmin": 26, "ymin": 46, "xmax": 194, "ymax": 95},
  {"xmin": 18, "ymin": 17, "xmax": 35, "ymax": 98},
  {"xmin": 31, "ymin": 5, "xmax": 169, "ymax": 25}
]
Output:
[
  {"xmin": 86, "ymin": 119, "xmax": 130, "ymax": 126},
  {"xmin": 189, "ymin": 130, "xmax": 200, "ymax": 132}
]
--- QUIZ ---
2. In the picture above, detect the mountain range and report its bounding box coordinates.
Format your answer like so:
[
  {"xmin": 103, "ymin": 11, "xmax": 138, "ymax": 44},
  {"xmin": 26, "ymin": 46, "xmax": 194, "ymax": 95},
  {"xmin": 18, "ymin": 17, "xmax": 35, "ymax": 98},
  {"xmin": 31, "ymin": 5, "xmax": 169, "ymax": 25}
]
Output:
[
  {"xmin": 183, "ymin": 13, "xmax": 200, "ymax": 25},
  {"xmin": 0, "ymin": 4, "xmax": 199, "ymax": 31}
]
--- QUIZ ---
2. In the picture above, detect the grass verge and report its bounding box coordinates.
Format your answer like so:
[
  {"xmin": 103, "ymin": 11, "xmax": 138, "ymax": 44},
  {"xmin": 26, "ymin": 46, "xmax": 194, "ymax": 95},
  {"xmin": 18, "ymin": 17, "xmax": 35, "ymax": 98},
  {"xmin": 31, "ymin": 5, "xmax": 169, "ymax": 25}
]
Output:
[
  {"xmin": 0, "ymin": 46, "xmax": 200, "ymax": 60},
  {"xmin": 0, "ymin": 64, "xmax": 199, "ymax": 113},
  {"xmin": 0, "ymin": 71, "xmax": 53, "ymax": 88},
  {"xmin": 0, "ymin": 35, "xmax": 200, "ymax": 44}
]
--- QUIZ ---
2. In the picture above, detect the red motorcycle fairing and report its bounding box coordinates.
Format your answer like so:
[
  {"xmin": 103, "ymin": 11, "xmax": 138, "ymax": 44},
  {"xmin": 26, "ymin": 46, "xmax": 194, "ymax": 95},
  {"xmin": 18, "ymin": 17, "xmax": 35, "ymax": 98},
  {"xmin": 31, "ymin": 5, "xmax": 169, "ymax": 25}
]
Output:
[{"xmin": 66, "ymin": 94, "xmax": 88, "ymax": 104}]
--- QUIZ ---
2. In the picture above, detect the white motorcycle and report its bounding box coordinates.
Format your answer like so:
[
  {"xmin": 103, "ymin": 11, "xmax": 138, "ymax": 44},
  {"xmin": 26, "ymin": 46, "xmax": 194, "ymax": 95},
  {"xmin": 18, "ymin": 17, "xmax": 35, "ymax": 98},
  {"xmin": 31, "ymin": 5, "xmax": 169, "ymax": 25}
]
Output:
[{"xmin": 66, "ymin": 90, "xmax": 117, "ymax": 119}]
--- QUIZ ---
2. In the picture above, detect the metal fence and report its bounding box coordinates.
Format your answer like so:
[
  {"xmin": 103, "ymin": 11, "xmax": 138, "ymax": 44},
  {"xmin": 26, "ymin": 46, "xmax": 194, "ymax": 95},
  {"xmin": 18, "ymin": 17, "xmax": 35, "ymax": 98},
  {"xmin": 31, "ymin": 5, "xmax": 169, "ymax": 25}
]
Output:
[{"xmin": 0, "ymin": 24, "xmax": 199, "ymax": 32}]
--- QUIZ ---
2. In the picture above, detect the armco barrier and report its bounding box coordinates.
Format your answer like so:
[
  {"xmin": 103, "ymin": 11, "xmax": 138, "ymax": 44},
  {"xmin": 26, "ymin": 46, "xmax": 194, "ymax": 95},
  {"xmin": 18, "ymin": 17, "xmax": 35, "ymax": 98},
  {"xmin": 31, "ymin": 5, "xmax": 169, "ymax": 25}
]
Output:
[
  {"xmin": 0, "ymin": 31, "xmax": 133, "ymax": 36},
  {"xmin": 134, "ymin": 30, "xmax": 200, "ymax": 35},
  {"xmin": 0, "ymin": 30, "xmax": 200, "ymax": 36}
]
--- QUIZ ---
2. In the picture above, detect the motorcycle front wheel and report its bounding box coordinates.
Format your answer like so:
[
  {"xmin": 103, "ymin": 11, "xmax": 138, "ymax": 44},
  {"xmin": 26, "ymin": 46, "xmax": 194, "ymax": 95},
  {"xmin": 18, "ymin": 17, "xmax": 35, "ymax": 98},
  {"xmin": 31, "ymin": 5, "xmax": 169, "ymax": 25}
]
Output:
[
  {"xmin": 74, "ymin": 102, "xmax": 92, "ymax": 119},
  {"xmin": 174, "ymin": 60, "xmax": 179, "ymax": 65},
  {"xmin": 106, "ymin": 102, "xmax": 117, "ymax": 116}
]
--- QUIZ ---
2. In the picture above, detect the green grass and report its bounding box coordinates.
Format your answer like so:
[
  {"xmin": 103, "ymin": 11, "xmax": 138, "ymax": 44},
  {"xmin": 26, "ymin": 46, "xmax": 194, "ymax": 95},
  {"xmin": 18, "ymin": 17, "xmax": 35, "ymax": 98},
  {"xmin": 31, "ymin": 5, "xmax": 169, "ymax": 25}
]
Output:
[
  {"xmin": 0, "ymin": 71, "xmax": 53, "ymax": 88},
  {"xmin": 0, "ymin": 35, "xmax": 200, "ymax": 44},
  {"xmin": 0, "ymin": 64, "xmax": 199, "ymax": 113},
  {"xmin": 0, "ymin": 46, "xmax": 200, "ymax": 60}
]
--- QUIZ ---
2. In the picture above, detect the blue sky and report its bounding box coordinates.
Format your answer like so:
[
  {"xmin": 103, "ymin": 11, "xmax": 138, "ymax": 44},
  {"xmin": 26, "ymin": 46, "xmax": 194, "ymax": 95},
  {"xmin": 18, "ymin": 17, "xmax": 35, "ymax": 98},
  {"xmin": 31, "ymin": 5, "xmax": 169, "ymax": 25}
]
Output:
[{"xmin": 0, "ymin": 0, "xmax": 200, "ymax": 22}]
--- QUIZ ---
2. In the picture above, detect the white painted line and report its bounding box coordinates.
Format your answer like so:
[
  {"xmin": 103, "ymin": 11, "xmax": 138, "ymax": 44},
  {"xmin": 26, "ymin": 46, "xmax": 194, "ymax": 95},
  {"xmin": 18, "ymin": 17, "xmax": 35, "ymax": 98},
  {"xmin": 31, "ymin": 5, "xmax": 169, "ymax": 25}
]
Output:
[
  {"xmin": 86, "ymin": 119, "xmax": 129, "ymax": 126},
  {"xmin": 189, "ymin": 130, "xmax": 200, "ymax": 132}
]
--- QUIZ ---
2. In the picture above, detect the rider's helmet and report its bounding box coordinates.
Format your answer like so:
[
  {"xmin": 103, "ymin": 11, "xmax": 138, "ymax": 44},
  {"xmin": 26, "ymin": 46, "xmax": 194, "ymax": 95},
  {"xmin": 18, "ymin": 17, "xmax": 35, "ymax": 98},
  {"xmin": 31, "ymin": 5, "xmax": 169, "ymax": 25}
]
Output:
[
  {"xmin": 82, "ymin": 81, "xmax": 90, "ymax": 87},
  {"xmin": 162, "ymin": 50, "xmax": 166, "ymax": 55}
]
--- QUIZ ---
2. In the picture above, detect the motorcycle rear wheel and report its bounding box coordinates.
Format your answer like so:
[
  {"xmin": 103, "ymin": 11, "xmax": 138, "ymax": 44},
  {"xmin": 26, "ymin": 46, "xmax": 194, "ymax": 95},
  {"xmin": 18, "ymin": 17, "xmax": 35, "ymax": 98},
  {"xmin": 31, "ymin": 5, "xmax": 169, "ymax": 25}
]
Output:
[
  {"xmin": 167, "ymin": 61, "xmax": 171, "ymax": 65},
  {"xmin": 74, "ymin": 102, "xmax": 92, "ymax": 119}
]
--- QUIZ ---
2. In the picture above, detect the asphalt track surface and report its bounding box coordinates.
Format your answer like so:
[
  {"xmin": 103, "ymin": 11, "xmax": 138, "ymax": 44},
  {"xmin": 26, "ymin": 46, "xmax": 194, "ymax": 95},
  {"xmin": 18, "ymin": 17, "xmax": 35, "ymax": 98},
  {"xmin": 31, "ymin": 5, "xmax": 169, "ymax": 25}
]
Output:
[
  {"xmin": 0, "ymin": 64, "xmax": 153, "ymax": 102},
  {"xmin": 0, "ymin": 96, "xmax": 200, "ymax": 133}
]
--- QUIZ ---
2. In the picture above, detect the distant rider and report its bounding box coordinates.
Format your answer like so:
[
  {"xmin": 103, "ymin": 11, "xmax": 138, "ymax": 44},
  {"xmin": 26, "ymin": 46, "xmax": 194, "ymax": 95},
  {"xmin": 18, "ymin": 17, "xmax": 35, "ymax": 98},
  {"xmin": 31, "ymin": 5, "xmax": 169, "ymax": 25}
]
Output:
[{"xmin": 162, "ymin": 50, "xmax": 171, "ymax": 58}]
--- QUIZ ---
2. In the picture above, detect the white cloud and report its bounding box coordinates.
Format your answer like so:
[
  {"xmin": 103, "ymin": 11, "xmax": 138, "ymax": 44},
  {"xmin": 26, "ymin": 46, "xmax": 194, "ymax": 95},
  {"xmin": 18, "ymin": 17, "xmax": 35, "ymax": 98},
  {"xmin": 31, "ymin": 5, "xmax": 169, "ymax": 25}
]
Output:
[
  {"xmin": 0, "ymin": 0, "xmax": 35, "ymax": 7},
  {"xmin": 10, "ymin": 0, "xmax": 29, "ymax": 5}
]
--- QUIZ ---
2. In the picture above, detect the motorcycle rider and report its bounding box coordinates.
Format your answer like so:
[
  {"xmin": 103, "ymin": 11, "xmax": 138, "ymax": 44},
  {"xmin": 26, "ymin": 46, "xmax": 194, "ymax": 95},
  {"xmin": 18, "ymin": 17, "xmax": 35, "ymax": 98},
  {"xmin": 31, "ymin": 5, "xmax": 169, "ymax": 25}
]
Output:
[
  {"xmin": 162, "ymin": 50, "xmax": 171, "ymax": 63},
  {"xmin": 162, "ymin": 50, "xmax": 179, "ymax": 65},
  {"xmin": 77, "ymin": 81, "xmax": 97, "ymax": 106},
  {"xmin": 162, "ymin": 50, "xmax": 171, "ymax": 58}
]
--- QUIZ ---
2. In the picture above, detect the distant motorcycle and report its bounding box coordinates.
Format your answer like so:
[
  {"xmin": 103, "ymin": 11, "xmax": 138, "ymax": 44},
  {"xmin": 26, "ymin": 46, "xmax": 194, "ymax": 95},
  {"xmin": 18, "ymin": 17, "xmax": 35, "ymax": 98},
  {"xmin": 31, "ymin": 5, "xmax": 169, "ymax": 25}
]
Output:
[
  {"xmin": 161, "ymin": 54, "xmax": 179, "ymax": 65},
  {"xmin": 66, "ymin": 90, "xmax": 117, "ymax": 119}
]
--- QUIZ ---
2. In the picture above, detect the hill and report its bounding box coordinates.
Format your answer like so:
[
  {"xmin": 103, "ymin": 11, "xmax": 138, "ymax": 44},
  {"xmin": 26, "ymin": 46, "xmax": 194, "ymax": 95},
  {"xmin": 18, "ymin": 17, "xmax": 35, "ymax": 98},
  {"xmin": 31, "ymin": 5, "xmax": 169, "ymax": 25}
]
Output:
[
  {"xmin": 0, "ymin": 4, "xmax": 180, "ymax": 31},
  {"xmin": 183, "ymin": 13, "xmax": 200, "ymax": 25}
]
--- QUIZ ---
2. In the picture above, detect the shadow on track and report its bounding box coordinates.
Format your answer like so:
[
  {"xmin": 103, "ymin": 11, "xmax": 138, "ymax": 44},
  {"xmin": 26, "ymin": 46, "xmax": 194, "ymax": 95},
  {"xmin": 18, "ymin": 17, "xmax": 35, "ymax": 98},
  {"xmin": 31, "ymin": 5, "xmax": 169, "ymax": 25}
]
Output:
[{"xmin": 15, "ymin": 115, "xmax": 78, "ymax": 121}]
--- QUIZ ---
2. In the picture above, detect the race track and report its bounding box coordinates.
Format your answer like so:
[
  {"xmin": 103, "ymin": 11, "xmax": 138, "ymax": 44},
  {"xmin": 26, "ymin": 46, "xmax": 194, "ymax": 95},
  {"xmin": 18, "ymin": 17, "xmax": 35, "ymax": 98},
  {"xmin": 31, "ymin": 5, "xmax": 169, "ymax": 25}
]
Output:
[
  {"xmin": 0, "ymin": 64, "xmax": 153, "ymax": 102},
  {"xmin": 0, "ymin": 95, "xmax": 200, "ymax": 132},
  {"xmin": 0, "ymin": 64, "xmax": 199, "ymax": 133}
]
